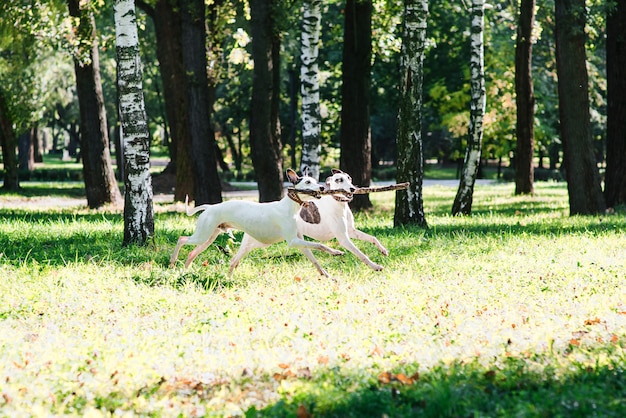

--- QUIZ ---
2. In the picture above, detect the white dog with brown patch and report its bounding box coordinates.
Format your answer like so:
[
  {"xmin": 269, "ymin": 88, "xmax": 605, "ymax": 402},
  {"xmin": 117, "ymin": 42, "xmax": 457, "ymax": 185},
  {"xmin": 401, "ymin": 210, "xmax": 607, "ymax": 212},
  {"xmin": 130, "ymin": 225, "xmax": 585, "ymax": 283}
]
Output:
[
  {"xmin": 297, "ymin": 169, "xmax": 388, "ymax": 270},
  {"xmin": 238, "ymin": 169, "xmax": 388, "ymax": 272},
  {"xmin": 170, "ymin": 169, "xmax": 343, "ymax": 276}
]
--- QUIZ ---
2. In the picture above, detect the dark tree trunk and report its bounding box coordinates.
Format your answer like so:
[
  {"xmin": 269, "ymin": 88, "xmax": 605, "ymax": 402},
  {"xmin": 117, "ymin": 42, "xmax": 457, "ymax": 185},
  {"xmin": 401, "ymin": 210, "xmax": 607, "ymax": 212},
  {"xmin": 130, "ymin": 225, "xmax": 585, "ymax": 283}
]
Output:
[
  {"xmin": 138, "ymin": 0, "xmax": 193, "ymax": 202},
  {"xmin": 18, "ymin": 130, "xmax": 34, "ymax": 172},
  {"xmin": 394, "ymin": 0, "xmax": 428, "ymax": 227},
  {"xmin": 249, "ymin": 0, "xmax": 284, "ymax": 202},
  {"xmin": 514, "ymin": 0, "xmax": 535, "ymax": 195},
  {"xmin": 554, "ymin": 0, "xmax": 605, "ymax": 215},
  {"xmin": 180, "ymin": 0, "xmax": 222, "ymax": 205},
  {"xmin": 340, "ymin": 0, "xmax": 373, "ymax": 211},
  {"xmin": 604, "ymin": 0, "xmax": 626, "ymax": 208},
  {"xmin": 68, "ymin": 0, "xmax": 123, "ymax": 209},
  {"xmin": 0, "ymin": 90, "xmax": 20, "ymax": 191}
]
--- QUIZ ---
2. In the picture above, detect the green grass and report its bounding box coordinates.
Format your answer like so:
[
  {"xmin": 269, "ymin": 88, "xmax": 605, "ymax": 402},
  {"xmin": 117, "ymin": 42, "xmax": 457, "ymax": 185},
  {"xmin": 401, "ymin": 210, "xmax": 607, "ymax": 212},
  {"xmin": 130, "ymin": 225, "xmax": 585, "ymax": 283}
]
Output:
[{"xmin": 0, "ymin": 182, "xmax": 625, "ymax": 416}]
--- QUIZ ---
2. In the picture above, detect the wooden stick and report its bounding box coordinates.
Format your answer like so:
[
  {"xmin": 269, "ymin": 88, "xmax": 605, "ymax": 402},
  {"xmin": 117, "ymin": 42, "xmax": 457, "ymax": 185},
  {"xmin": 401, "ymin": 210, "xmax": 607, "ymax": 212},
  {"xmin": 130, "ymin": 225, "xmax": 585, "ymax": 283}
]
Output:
[
  {"xmin": 353, "ymin": 182, "xmax": 410, "ymax": 194},
  {"xmin": 289, "ymin": 182, "xmax": 410, "ymax": 197}
]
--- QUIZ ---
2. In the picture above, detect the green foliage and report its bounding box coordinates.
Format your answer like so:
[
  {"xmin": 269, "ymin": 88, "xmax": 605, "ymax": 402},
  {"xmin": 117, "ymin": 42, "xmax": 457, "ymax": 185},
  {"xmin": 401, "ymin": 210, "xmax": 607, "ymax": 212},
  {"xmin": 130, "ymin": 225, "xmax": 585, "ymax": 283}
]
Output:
[{"xmin": 0, "ymin": 183, "xmax": 624, "ymax": 415}]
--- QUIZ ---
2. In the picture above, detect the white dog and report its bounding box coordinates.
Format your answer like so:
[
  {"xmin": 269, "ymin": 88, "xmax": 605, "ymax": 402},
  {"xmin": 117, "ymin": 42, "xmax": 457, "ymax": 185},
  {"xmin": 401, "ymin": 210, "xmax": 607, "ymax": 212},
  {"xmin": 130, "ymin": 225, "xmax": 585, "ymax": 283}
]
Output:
[
  {"xmin": 170, "ymin": 169, "xmax": 343, "ymax": 276},
  {"xmin": 238, "ymin": 169, "xmax": 388, "ymax": 272},
  {"xmin": 297, "ymin": 169, "xmax": 388, "ymax": 270}
]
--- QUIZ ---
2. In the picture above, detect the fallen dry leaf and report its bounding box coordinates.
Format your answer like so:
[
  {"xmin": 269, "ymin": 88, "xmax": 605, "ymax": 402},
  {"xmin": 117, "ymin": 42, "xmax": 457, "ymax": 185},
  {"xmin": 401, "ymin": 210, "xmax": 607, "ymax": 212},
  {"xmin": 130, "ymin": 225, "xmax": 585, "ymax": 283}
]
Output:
[{"xmin": 297, "ymin": 404, "xmax": 311, "ymax": 418}]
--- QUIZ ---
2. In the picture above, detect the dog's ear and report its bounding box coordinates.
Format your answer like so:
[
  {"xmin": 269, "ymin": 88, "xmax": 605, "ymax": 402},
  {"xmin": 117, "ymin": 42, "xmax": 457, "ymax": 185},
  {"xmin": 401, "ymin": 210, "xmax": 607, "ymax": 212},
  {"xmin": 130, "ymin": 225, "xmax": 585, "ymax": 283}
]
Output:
[
  {"xmin": 331, "ymin": 168, "xmax": 343, "ymax": 175},
  {"xmin": 286, "ymin": 169, "xmax": 300, "ymax": 184},
  {"xmin": 301, "ymin": 165, "xmax": 310, "ymax": 177}
]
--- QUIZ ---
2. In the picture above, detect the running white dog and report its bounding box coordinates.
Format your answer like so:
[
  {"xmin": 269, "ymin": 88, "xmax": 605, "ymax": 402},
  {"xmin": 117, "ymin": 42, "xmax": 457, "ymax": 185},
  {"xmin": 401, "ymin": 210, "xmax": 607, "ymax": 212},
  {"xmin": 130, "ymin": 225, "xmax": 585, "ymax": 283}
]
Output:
[
  {"xmin": 297, "ymin": 169, "xmax": 388, "ymax": 270},
  {"xmin": 170, "ymin": 169, "xmax": 343, "ymax": 276},
  {"xmin": 238, "ymin": 169, "xmax": 388, "ymax": 272}
]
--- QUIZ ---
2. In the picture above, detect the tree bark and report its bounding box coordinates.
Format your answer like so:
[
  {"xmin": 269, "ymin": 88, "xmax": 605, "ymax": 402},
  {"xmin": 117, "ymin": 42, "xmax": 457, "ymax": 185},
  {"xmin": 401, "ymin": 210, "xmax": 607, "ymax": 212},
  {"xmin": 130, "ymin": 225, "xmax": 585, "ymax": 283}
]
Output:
[
  {"xmin": 300, "ymin": 0, "xmax": 322, "ymax": 180},
  {"xmin": 514, "ymin": 0, "xmax": 535, "ymax": 195},
  {"xmin": 249, "ymin": 0, "xmax": 284, "ymax": 202},
  {"xmin": 394, "ymin": 0, "xmax": 428, "ymax": 228},
  {"xmin": 180, "ymin": 0, "xmax": 222, "ymax": 205},
  {"xmin": 18, "ymin": 130, "xmax": 34, "ymax": 172},
  {"xmin": 137, "ymin": 0, "xmax": 193, "ymax": 202},
  {"xmin": 452, "ymin": 0, "xmax": 486, "ymax": 216},
  {"xmin": 340, "ymin": 0, "xmax": 373, "ymax": 211},
  {"xmin": 604, "ymin": 0, "xmax": 626, "ymax": 208},
  {"xmin": 68, "ymin": 0, "xmax": 123, "ymax": 209},
  {"xmin": 0, "ymin": 90, "xmax": 20, "ymax": 191},
  {"xmin": 554, "ymin": 0, "xmax": 605, "ymax": 215},
  {"xmin": 115, "ymin": 0, "xmax": 155, "ymax": 246}
]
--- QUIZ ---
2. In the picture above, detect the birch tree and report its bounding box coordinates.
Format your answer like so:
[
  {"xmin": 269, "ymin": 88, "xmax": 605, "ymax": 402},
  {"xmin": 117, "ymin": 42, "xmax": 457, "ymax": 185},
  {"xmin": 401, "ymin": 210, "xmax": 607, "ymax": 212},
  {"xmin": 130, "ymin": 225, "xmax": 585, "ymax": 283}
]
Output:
[
  {"xmin": 452, "ymin": 0, "xmax": 485, "ymax": 216},
  {"xmin": 114, "ymin": 0, "xmax": 154, "ymax": 245},
  {"xmin": 300, "ymin": 0, "xmax": 322, "ymax": 180},
  {"xmin": 394, "ymin": 0, "xmax": 428, "ymax": 228}
]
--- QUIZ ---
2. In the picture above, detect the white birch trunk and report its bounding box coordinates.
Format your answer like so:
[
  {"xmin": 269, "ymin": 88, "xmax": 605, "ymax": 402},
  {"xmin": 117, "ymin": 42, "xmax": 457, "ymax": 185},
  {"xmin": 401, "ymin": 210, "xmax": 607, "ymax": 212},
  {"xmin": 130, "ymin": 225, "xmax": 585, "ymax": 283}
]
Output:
[
  {"xmin": 452, "ymin": 0, "xmax": 486, "ymax": 215},
  {"xmin": 300, "ymin": 0, "xmax": 322, "ymax": 179},
  {"xmin": 394, "ymin": 0, "xmax": 428, "ymax": 227},
  {"xmin": 114, "ymin": 0, "xmax": 154, "ymax": 245}
]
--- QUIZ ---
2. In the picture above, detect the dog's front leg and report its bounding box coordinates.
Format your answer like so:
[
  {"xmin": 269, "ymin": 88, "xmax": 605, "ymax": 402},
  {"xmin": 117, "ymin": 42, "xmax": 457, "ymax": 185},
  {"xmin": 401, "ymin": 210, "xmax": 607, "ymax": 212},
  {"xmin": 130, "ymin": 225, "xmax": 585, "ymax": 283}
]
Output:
[
  {"xmin": 229, "ymin": 234, "xmax": 268, "ymax": 275},
  {"xmin": 299, "ymin": 247, "xmax": 330, "ymax": 277},
  {"xmin": 287, "ymin": 237, "xmax": 344, "ymax": 256}
]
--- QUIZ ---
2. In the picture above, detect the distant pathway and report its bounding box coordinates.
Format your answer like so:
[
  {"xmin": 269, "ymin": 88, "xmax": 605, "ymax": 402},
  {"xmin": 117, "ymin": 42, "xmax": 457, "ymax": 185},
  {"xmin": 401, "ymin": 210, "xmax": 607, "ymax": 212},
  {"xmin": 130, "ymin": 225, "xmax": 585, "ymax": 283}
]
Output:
[{"xmin": 0, "ymin": 179, "xmax": 498, "ymax": 210}]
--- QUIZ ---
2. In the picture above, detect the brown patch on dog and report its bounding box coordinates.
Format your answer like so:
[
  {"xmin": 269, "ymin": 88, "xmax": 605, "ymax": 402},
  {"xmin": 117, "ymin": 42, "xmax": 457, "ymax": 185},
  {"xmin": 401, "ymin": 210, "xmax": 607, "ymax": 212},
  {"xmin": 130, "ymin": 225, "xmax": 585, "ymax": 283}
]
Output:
[{"xmin": 299, "ymin": 202, "xmax": 321, "ymax": 224}]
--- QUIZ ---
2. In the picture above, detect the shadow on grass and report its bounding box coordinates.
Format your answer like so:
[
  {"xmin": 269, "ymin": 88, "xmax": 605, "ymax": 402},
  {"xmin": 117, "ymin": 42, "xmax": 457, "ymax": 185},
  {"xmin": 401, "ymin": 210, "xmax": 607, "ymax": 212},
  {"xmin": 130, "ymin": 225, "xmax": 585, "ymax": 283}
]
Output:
[
  {"xmin": 249, "ymin": 354, "xmax": 625, "ymax": 417},
  {"xmin": 0, "ymin": 182, "xmax": 87, "ymax": 198}
]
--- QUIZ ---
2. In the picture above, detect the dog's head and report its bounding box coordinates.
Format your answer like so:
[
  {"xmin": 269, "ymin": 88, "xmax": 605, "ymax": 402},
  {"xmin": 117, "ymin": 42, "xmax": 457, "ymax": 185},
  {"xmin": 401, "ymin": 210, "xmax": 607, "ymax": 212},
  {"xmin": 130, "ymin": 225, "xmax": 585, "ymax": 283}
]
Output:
[
  {"xmin": 286, "ymin": 169, "xmax": 324, "ymax": 200},
  {"xmin": 325, "ymin": 169, "xmax": 357, "ymax": 193}
]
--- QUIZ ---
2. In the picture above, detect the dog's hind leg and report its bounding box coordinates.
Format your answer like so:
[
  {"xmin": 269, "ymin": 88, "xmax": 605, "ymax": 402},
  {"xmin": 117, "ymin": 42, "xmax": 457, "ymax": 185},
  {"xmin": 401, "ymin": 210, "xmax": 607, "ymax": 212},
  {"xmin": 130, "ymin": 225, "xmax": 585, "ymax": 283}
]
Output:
[
  {"xmin": 334, "ymin": 234, "xmax": 383, "ymax": 271},
  {"xmin": 348, "ymin": 229, "xmax": 389, "ymax": 257},
  {"xmin": 346, "ymin": 211, "xmax": 389, "ymax": 256},
  {"xmin": 170, "ymin": 236, "xmax": 190, "ymax": 267},
  {"xmin": 184, "ymin": 229, "xmax": 222, "ymax": 268}
]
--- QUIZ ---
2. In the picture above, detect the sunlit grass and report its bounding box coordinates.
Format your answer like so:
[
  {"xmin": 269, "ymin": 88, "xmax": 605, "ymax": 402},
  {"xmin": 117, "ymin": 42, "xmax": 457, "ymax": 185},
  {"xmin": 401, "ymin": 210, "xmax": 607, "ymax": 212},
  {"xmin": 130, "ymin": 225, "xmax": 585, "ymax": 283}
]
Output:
[{"xmin": 0, "ymin": 182, "xmax": 624, "ymax": 416}]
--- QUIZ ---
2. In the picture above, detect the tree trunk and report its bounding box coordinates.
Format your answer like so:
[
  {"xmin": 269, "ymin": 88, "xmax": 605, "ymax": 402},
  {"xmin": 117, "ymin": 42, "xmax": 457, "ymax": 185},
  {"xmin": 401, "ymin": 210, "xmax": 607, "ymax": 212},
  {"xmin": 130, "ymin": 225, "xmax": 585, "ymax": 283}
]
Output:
[
  {"xmin": 249, "ymin": 0, "xmax": 284, "ymax": 202},
  {"xmin": 137, "ymin": 0, "xmax": 193, "ymax": 202},
  {"xmin": 0, "ymin": 90, "xmax": 20, "ymax": 191},
  {"xmin": 514, "ymin": 0, "xmax": 535, "ymax": 195},
  {"xmin": 18, "ymin": 130, "xmax": 34, "ymax": 172},
  {"xmin": 68, "ymin": 0, "xmax": 123, "ymax": 209},
  {"xmin": 300, "ymin": 0, "xmax": 322, "ymax": 180},
  {"xmin": 452, "ymin": 0, "xmax": 486, "ymax": 216},
  {"xmin": 114, "ymin": 0, "xmax": 155, "ymax": 246},
  {"xmin": 604, "ymin": 0, "xmax": 626, "ymax": 208},
  {"xmin": 394, "ymin": 0, "xmax": 428, "ymax": 228},
  {"xmin": 340, "ymin": 0, "xmax": 373, "ymax": 211},
  {"xmin": 180, "ymin": 0, "xmax": 222, "ymax": 205},
  {"xmin": 554, "ymin": 0, "xmax": 605, "ymax": 215}
]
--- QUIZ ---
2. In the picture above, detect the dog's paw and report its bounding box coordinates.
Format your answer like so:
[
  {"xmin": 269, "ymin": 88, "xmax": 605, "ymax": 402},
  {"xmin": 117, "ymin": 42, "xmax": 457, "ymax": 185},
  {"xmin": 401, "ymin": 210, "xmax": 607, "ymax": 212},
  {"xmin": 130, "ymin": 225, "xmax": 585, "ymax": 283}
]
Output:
[
  {"xmin": 380, "ymin": 248, "xmax": 389, "ymax": 256},
  {"xmin": 372, "ymin": 264, "xmax": 384, "ymax": 271},
  {"xmin": 330, "ymin": 249, "xmax": 344, "ymax": 256}
]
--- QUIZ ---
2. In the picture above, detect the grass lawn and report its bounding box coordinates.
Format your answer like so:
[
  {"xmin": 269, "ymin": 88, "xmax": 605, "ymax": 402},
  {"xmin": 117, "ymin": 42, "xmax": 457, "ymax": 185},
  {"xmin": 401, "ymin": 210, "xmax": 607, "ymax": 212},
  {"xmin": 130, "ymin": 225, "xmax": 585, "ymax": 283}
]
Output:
[{"xmin": 0, "ymin": 182, "xmax": 624, "ymax": 416}]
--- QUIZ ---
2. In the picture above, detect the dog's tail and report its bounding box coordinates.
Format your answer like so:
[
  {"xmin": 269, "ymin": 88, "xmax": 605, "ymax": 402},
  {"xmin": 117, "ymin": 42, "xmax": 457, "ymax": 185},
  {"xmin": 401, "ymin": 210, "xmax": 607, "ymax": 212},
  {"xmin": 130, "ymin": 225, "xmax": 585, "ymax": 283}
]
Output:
[{"xmin": 184, "ymin": 195, "xmax": 209, "ymax": 216}]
